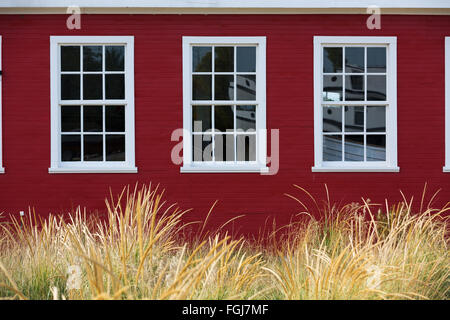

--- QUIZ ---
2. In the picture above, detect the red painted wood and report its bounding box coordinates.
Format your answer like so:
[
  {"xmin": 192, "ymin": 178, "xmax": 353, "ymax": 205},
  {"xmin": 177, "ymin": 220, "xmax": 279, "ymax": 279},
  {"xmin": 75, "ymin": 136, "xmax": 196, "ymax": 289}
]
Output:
[{"xmin": 0, "ymin": 14, "xmax": 449, "ymax": 235}]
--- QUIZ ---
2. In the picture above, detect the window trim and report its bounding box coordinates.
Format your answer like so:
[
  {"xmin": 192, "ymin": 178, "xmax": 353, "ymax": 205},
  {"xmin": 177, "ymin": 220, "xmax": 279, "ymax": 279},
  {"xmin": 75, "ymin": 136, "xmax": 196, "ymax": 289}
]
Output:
[
  {"xmin": 312, "ymin": 36, "xmax": 399, "ymax": 172},
  {"xmin": 444, "ymin": 37, "xmax": 450, "ymax": 172},
  {"xmin": 0, "ymin": 35, "xmax": 3, "ymax": 174},
  {"xmin": 49, "ymin": 36, "xmax": 136, "ymax": 173},
  {"xmin": 181, "ymin": 36, "xmax": 267, "ymax": 173}
]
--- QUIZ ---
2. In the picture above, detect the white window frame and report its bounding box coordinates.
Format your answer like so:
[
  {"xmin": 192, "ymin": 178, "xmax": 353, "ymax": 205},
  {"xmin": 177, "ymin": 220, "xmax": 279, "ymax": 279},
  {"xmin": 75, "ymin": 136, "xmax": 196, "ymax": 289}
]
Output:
[
  {"xmin": 312, "ymin": 36, "xmax": 399, "ymax": 172},
  {"xmin": 181, "ymin": 36, "xmax": 267, "ymax": 173},
  {"xmin": 49, "ymin": 36, "xmax": 136, "ymax": 173},
  {"xmin": 0, "ymin": 35, "xmax": 3, "ymax": 173},
  {"xmin": 444, "ymin": 37, "xmax": 450, "ymax": 172}
]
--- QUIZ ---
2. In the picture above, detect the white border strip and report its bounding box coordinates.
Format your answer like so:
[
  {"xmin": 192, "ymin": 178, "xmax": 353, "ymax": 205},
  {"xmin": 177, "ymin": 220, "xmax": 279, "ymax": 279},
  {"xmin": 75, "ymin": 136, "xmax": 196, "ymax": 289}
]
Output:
[
  {"xmin": 444, "ymin": 38, "xmax": 450, "ymax": 172},
  {"xmin": 0, "ymin": 35, "xmax": 4, "ymax": 174}
]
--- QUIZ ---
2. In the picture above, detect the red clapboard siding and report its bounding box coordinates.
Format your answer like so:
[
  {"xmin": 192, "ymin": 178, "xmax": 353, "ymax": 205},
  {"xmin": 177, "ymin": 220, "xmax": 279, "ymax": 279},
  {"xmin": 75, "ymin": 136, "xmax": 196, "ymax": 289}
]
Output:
[{"xmin": 0, "ymin": 14, "xmax": 449, "ymax": 235}]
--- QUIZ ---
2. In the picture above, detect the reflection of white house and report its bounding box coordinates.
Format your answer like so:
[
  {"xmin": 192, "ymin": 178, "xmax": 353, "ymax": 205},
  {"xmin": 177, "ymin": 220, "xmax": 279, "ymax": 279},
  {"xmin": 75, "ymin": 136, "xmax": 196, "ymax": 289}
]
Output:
[
  {"xmin": 236, "ymin": 75, "xmax": 256, "ymax": 100},
  {"xmin": 323, "ymin": 136, "xmax": 386, "ymax": 162},
  {"xmin": 236, "ymin": 108, "xmax": 256, "ymax": 131}
]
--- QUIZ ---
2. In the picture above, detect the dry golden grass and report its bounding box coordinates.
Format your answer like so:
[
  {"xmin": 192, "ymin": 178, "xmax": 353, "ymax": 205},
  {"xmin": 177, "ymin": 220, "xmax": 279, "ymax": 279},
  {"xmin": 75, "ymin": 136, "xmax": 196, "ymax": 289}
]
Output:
[{"xmin": 0, "ymin": 183, "xmax": 448, "ymax": 300}]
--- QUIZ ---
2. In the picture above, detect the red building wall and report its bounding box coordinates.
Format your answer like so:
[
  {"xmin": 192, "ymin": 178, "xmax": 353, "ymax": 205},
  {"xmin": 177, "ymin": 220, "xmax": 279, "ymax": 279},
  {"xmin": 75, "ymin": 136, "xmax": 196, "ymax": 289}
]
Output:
[{"xmin": 0, "ymin": 14, "xmax": 449, "ymax": 235}]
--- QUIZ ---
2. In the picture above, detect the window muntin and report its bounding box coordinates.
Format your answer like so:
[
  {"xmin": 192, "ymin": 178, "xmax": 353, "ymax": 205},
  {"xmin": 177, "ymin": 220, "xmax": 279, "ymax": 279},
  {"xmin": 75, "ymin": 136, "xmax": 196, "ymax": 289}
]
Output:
[
  {"xmin": 314, "ymin": 37, "xmax": 397, "ymax": 172},
  {"xmin": 182, "ymin": 37, "xmax": 266, "ymax": 172},
  {"xmin": 50, "ymin": 36, "xmax": 135, "ymax": 173}
]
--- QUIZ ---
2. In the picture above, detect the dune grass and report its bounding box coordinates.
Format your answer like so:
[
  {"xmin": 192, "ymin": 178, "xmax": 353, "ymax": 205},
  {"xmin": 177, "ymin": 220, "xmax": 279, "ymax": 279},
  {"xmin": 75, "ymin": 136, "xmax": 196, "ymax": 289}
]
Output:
[{"xmin": 0, "ymin": 183, "xmax": 448, "ymax": 300}]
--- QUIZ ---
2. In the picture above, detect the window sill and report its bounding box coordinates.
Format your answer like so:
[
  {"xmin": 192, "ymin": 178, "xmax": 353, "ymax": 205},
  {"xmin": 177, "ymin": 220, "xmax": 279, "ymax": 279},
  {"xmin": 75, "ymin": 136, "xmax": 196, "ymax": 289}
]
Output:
[
  {"xmin": 48, "ymin": 167, "xmax": 138, "ymax": 174},
  {"xmin": 0, "ymin": 167, "xmax": 4, "ymax": 174},
  {"xmin": 312, "ymin": 166, "xmax": 400, "ymax": 173},
  {"xmin": 442, "ymin": 167, "xmax": 450, "ymax": 172},
  {"xmin": 180, "ymin": 165, "xmax": 269, "ymax": 173}
]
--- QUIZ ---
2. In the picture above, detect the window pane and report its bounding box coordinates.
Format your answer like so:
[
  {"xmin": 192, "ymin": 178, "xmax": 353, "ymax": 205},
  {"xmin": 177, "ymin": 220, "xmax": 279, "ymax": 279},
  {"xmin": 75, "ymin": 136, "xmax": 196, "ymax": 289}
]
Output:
[
  {"xmin": 236, "ymin": 75, "xmax": 256, "ymax": 100},
  {"xmin": 236, "ymin": 105, "xmax": 256, "ymax": 131},
  {"xmin": 61, "ymin": 135, "xmax": 81, "ymax": 161},
  {"xmin": 83, "ymin": 46, "xmax": 102, "ymax": 71},
  {"xmin": 192, "ymin": 105, "xmax": 211, "ymax": 132},
  {"xmin": 61, "ymin": 46, "xmax": 80, "ymax": 71},
  {"xmin": 61, "ymin": 74, "xmax": 80, "ymax": 100},
  {"xmin": 323, "ymin": 106, "xmax": 342, "ymax": 133},
  {"xmin": 237, "ymin": 47, "xmax": 256, "ymax": 72},
  {"xmin": 367, "ymin": 47, "xmax": 386, "ymax": 73},
  {"xmin": 215, "ymin": 75, "xmax": 234, "ymax": 100},
  {"xmin": 214, "ymin": 134, "xmax": 235, "ymax": 161},
  {"xmin": 192, "ymin": 75, "xmax": 212, "ymax": 100},
  {"xmin": 83, "ymin": 74, "xmax": 103, "ymax": 100},
  {"xmin": 106, "ymin": 134, "xmax": 125, "ymax": 161},
  {"xmin": 83, "ymin": 135, "xmax": 103, "ymax": 161},
  {"xmin": 323, "ymin": 75, "xmax": 342, "ymax": 101},
  {"xmin": 83, "ymin": 106, "xmax": 102, "ymax": 132},
  {"xmin": 236, "ymin": 134, "xmax": 256, "ymax": 161},
  {"xmin": 345, "ymin": 106, "xmax": 364, "ymax": 132},
  {"xmin": 344, "ymin": 135, "xmax": 364, "ymax": 161},
  {"xmin": 105, "ymin": 74, "xmax": 125, "ymax": 99},
  {"xmin": 105, "ymin": 46, "xmax": 124, "ymax": 71},
  {"xmin": 192, "ymin": 134, "xmax": 212, "ymax": 161},
  {"xmin": 214, "ymin": 106, "xmax": 234, "ymax": 132},
  {"xmin": 345, "ymin": 47, "xmax": 364, "ymax": 73},
  {"xmin": 193, "ymin": 47, "xmax": 212, "ymax": 72},
  {"xmin": 61, "ymin": 106, "xmax": 80, "ymax": 132},
  {"xmin": 367, "ymin": 135, "xmax": 386, "ymax": 161},
  {"xmin": 323, "ymin": 47, "xmax": 342, "ymax": 73},
  {"xmin": 215, "ymin": 47, "xmax": 234, "ymax": 72},
  {"xmin": 345, "ymin": 75, "xmax": 364, "ymax": 101},
  {"xmin": 106, "ymin": 106, "xmax": 125, "ymax": 132},
  {"xmin": 367, "ymin": 107, "xmax": 386, "ymax": 132},
  {"xmin": 367, "ymin": 75, "xmax": 386, "ymax": 101},
  {"xmin": 323, "ymin": 135, "xmax": 342, "ymax": 161}
]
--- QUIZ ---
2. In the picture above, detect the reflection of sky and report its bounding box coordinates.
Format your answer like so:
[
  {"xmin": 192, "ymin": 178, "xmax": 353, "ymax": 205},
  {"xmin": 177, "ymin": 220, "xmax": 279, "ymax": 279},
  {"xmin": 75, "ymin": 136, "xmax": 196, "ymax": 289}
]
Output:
[{"xmin": 322, "ymin": 92, "xmax": 341, "ymax": 101}]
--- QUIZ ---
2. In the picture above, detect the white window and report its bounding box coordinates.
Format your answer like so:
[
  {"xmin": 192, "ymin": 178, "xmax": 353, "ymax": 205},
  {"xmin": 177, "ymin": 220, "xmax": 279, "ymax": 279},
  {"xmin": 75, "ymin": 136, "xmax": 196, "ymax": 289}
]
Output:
[
  {"xmin": 312, "ymin": 36, "xmax": 398, "ymax": 172},
  {"xmin": 49, "ymin": 36, "xmax": 136, "ymax": 173},
  {"xmin": 444, "ymin": 37, "xmax": 450, "ymax": 172},
  {"xmin": 0, "ymin": 35, "xmax": 3, "ymax": 173},
  {"xmin": 181, "ymin": 37, "xmax": 267, "ymax": 173}
]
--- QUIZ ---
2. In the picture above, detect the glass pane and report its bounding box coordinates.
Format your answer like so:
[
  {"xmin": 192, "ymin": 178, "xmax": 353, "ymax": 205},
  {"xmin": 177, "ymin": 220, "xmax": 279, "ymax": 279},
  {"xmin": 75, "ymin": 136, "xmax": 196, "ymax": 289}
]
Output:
[
  {"xmin": 83, "ymin": 46, "xmax": 102, "ymax": 71},
  {"xmin": 61, "ymin": 106, "xmax": 80, "ymax": 132},
  {"xmin": 106, "ymin": 134, "xmax": 125, "ymax": 161},
  {"xmin": 236, "ymin": 105, "xmax": 256, "ymax": 131},
  {"xmin": 367, "ymin": 135, "xmax": 386, "ymax": 161},
  {"xmin": 214, "ymin": 106, "xmax": 234, "ymax": 132},
  {"xmin": 105, "ymin": 74, "xmax": 125, "ymax": 99},
  {"xmin": 61, "ymin": 74, "xmax": 80, "ymax": 100},
  {"xmin": 323, "ymin": 106, "xmax": 342, "ymax": 133},
  {"xmin": 106, "ymin": 106, "xmax": 125, "ymax": 132},
  {"xmin": 344, "ymin": 135, "xmax": 364, "ymax": 161},
  {"xmin": 345, "ymin": 106, "xmax": 364, "ymax": 132},
  {"xmin": 367, "ymin": 107, "xmax": 386, "ymax": 132},
  {"xmin": 367, "ymin": 75, "xmax": 386, "ymax": 101},
  {"xmin": 367, "ymin": 47, "xmax": 386, "ymax": 73},
  {"xmin": 83, "ymin": 74, "xmax": 103, "ymax": 100},
  {"xmin": 193, "ymin": 47, "xmax": 212, "ymax": 72},
  {"xmin": 61, "ymin": 46, "xmax": 80, "ymax": 71},
  {"xmin": 105, "ymin": 46, "xmax": 124, "ymax": 71},
  {"xmin": 323, "ymin": 47, "xmax": 342, "ymax": 73},
  {"xmin": 323, "ymin": 75, "xmax": 342, "ymax": 101},
  {"xmin": 83, "ymin": 135, "xmax": 103, "ymax": 161},
  {"xmin": 214, "ymin": 134, "xmax": 235, "ymax": 161},
  {"xmin": 215, "ymin": 75, "xmax": 234, "ymax": 100},
  {"xmin": 345, "ymin": 75, "xmax": 364, "ymax": 101},
  {"xmin": 61, "ymin": 135, "xmax": 81, "ymax": 161},
  {"xmin": 237, "ymin": 47, "xmax": 256, "ymax": 72},
  {"xmin": 83, "ymin": 106, "xmax": 102, "ymax": 132},
  {"xmin": 236, "ymin": 75, "xmax": 256, "ymax": 100},
  {"xmin": 192, "ymin": 134, "xmax": 212, "ymax": 161},
  {"xmin": 236, "ymin": 134, "xmax": 256, "ymax": 161},
  {"xmin": 192, "ymin": 105, "xmax": 211, "ymax": 132},
  {"xmin": 323, "ymin": 135, "xmax": 342, "ymax": 161},
  {"xmin": 345, "ymin": 47, "xmax": 364, "ymax": 73},
  {"xmin": 215, "ymin": 47, "xmax": 234, "ymax": 72},
  {"xmin": 192, "ymin": 75, "xmax": 212, "ymax": 100}
]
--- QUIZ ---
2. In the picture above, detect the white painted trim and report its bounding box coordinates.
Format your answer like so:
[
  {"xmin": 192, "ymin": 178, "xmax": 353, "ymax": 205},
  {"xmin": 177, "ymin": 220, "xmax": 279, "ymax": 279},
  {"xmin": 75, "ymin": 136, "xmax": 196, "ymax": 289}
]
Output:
[
  {"xmin": 182, "ymin": 36, "xmax": 266, "ymax": 173},
  {"xmin": 0, "ymin": 35, "xmax": 3, "ymax": 174},
  {"xmin": 444, "ymin": 37, "xmax": 450, "ymax": 172},
  {"xmin": 49, "ymin": 36, "xmax": 136, "ymax": 174},
  {"xmin": 313, "ymin": 36, "xmax": 398, "ymax": 172}
]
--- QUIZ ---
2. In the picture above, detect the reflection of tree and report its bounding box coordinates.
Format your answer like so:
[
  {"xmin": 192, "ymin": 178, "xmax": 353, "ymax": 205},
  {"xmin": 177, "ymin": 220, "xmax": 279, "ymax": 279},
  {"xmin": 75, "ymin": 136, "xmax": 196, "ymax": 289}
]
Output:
[
  {"xmin": 325, "ymin": 48, "xmax": 342, "ymax": 72},
  {"xmin": 83, "ymin": 46, "xmax": 102, "ymax": 70},
  {"xmin": 214, "ymin": 47, "xmax": 233, "ymax": 71},
  {"xmin": 194, "ymin": 48, "xmax": 212, "ymax": 72},
  {"xmin": 215, "ymin": 106, "xmax": 233, "ymax": 132},
  {"xmin": 106, "ymin": 46, "xmax": 124, "ymax": 71}
]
